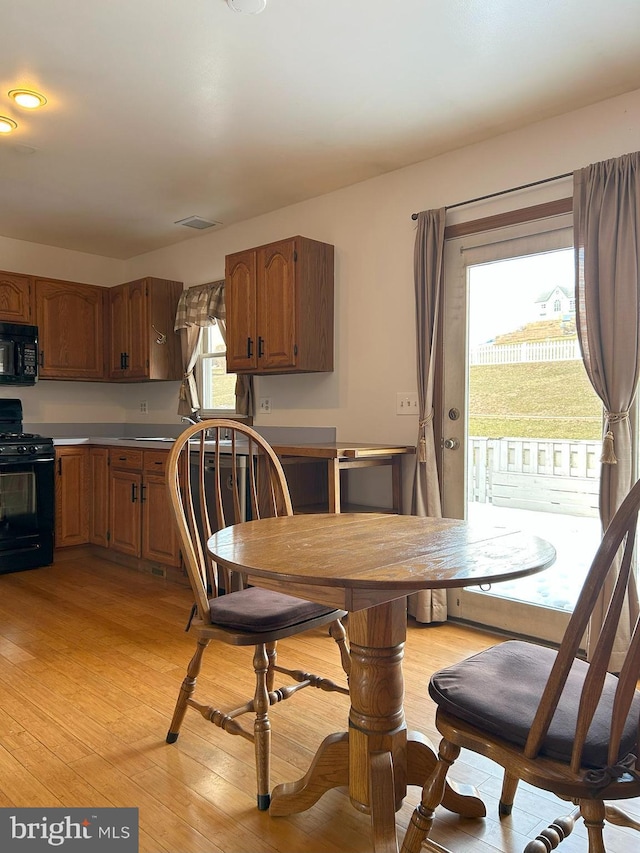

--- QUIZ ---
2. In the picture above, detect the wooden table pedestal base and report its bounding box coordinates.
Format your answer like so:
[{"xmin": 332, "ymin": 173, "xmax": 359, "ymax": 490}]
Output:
[{"xmin": 269, "ymin": 598, "xmax": 485, "ymax": 852}]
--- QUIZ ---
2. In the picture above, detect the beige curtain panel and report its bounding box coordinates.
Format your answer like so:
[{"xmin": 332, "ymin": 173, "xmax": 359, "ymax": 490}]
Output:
[
  {"xmin": 409, "ymin": 208, "xmax": 447, "ymax": 624},
  {"xmin": 574, "ymin": 150, "xmax": 640, "ymax": 669},
  {"xmin": 174, "ymin": 280, "xmax": 254, "ymax": 417}
]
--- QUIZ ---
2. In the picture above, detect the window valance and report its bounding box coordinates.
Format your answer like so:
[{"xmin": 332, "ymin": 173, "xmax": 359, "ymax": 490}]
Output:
[{"xmin": 174, "ymin": 280, "xmax": 225, "ymax": 331}]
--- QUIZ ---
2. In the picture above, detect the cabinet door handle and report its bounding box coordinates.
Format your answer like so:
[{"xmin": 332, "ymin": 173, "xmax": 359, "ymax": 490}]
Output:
[
  {"xmin": 258, "ymin": 336, "xmax": 264, "ymax": 358},
  {"xmin": 131, "ymin": 483, "xmax": 137, "ymax": 503},
  {"xmin": 123, "ymin": 352, "xmax": 129, "ymax": 369},
  {"xmin": 120, "ymin": 352, "xmax": 125, "ymax": 370},
  {"xmin": 247, "ymin": 337, "xmax": 253, "ymax": 358},
  {"xmin": 141, "ymin": 483, "xmax": 146, "ymax": 503},
  {"xmin": 57, "ymin": 458, "xmax": 62, "ymax": 476}
]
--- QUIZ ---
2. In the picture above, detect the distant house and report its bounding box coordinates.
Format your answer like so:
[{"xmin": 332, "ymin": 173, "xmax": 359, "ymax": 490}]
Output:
[{"xmin": 534, "ymin": 285, "xmax": 575, "ymax": 319}]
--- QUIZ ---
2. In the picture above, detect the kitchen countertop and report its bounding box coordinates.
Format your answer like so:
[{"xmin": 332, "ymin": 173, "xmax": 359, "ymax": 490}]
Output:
[
  {"xmin": 53, "ymin": 436, "xmax": 414, "ymax": 513},
  {"xmin": 52, "ymin": 437, "xmax": 415, "ymax": 457},
  {"xmin": 53, "ymin": 437, "xmax": 181, "ymax": 449}
]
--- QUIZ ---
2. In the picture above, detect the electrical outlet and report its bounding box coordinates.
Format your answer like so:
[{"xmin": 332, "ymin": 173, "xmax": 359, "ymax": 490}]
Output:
[
  {"xmin": 396, "ymin": 392, "xmax": 418, "ymax": 415},
  {"xmin": 139, "ymin": 400, "xmax": 148, "ymax": 414},
  {"xmin": 259, "ymin": 397, "xmax": 272, "ymax": 414}
]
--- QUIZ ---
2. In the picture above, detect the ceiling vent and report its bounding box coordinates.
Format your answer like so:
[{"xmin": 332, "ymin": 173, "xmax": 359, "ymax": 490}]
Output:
[{"xmin": 174, "ymin": 216, "xmax": 221, "ymax": 230}]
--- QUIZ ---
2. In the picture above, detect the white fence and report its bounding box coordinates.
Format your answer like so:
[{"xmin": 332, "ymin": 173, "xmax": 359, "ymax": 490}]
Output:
[
  {"xmin": 468, "ymin": 437, "xmax": 600, "ymax": 517},
  {"xmin": 470, "ymin": 339, "xmax": 581, "ymax": 366}
]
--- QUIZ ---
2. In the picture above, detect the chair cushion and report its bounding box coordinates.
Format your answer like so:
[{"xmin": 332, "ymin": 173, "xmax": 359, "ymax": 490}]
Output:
[
  {"xmin": 429, "ymin": 639, "xmax": 640, "ymax": 769},
  {"xmin": 208, "ymin": 586, "xmax": 336, "ymax": 631}
]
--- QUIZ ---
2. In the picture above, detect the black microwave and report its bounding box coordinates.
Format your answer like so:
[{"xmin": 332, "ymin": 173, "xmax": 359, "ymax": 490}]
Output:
[{"xmin": 0, "ymin": 322, "xmax": 38, "ymax": 385}]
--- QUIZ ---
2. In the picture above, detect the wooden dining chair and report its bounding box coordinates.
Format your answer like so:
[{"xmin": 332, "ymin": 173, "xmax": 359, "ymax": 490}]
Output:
[
  {"xmin": 165, "ymin": 419, "xmax": 350, "ymax": 810},
  {"xmin": 401, "ymin": 478, "xmax": 640, "ymax": 853}
]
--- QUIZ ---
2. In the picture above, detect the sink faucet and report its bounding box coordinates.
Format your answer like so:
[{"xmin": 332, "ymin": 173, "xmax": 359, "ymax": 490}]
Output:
[{"xmin": 181, "ymin": 414, "xmax": 230, "ymax": 440}]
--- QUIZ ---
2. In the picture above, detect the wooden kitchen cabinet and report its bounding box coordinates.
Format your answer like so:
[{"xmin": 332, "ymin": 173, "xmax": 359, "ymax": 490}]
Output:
[
  {"xmin": 225, "ymin": 236, "xmax": 334, "ymax": 374},
  {"xmin": 89, "ymin": 447, "xmax": 110, "ymax": 548},
  {"xmin": 111, "ymin": 468, "xmax": 142, "ymax": 556},
  {"xmin": 109, "ymin": 448, "xmax": 143, "ymax": 557},
  {"xmin": 141, "ymin": 451, "xmax": 181, "ymax": 567},
  {"xmin": 109, "ymin": 448, "xmax": 180, "ymax": 567},
  {"xmin": 55, "ymin": 446, "xmax": 89, "ymax": 547},
  {"xmin": 35, "ymin": 278, "xmax": 105, "ymax": 379},
  {"xmin": 0, "ymin": 271, "xmax": 32, "ymax": 323},
  {"xmin": 107, "ymin": 276, "xmax": 183, "ymax": 381}
]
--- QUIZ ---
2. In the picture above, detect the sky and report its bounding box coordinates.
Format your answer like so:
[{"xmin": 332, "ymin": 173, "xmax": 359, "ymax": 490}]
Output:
[{"xmin": 467, "ymin": 248, "xmax": 575, "ymax": 347}]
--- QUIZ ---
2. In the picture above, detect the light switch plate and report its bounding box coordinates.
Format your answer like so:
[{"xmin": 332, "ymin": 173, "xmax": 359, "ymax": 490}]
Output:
[{"xmin": 396, "ymin": 392, "xmax": 418, "ymax": 415}]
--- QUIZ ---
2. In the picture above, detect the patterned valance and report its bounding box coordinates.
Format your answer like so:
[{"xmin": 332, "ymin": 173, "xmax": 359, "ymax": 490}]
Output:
[{"xmin": 174, "ymin": 280, "xmax": 225, "ymax": 331}]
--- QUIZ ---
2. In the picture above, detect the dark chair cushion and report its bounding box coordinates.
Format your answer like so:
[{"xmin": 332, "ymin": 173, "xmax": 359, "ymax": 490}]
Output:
[
  {"xmin": 209, "ymin": 586, "xmax": 336, "ymax": 631},
  {"xmin": 429, "ymin": 640, "xmax": 640, "ymax": 769}
]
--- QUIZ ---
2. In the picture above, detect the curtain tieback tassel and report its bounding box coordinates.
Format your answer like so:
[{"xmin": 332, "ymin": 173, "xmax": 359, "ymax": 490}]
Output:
[
  {"xmin": 600, "ymin": 411, "xmax": 629, "ymax": 465},
  {"xmin": 417, "ymin": 410, "xmax": 434, "ymax": 463}
]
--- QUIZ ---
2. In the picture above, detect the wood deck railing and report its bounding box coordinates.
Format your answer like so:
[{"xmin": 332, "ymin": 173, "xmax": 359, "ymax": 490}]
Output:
[{"xmin": 468, "ymin": 437, "xmax": 600, "ymax": 516}]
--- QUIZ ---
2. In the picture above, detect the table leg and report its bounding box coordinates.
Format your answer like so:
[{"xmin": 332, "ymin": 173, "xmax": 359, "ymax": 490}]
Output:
[
  {"xmin": 327, "ymin": 458, "xmax": 341, "ymax": 513},
  {"xmin": 370, "ymin": 751, "xmax": 402, "ymax": 853},
  {"xmin": 348, "ymin": 598, "xmax": 408, "ymax": 815},
  {"xmin": 269, "ymin": 732, "xmax": 349, "ymax": 816},
  {"xmin": 391, "ymin": 455, "xmax": 403, "ymax": 514},
  {"xmin": 270, "ymin": 597, "xmax": 407, "ymax": 827}
]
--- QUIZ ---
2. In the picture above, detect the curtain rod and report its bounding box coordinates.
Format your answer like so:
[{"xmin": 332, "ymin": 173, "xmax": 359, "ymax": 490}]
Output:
[{"xmin": 410, "ymin": 170, "xmax": 573, "ymax": 220}]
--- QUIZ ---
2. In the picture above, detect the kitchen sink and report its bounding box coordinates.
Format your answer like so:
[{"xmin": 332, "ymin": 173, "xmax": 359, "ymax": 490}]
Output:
[
  {"xmin": 123, "ymin": 437, "xmax": 245, "ymax": 449},
  {"xmin": 128, "ymin": 437, "xmax": 176, "ymax": 442}
]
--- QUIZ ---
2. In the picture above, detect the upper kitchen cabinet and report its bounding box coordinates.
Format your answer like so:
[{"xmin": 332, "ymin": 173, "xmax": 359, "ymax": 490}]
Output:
[
  {"xmin": 0, "ymin": 272, "xmax": 32, "ymax": 323},
  {"xmin": 108, "ymin": 277, "xmax": 183, "ymax": 381},
  {"xmin": 225, "ymin": 236, "xmax": 334, "ymax": 374},
  {"xmin": 35, "ymin": 278, "xmax": 105, "ymax": 380}
]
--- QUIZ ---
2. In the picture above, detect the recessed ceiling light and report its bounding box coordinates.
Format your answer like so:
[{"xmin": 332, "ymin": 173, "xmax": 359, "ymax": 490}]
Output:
[
  {"xmin": 0, "ymin": 117, "xmax": 18, "ymax": 134},
  {"xmin": 227, "ymin": 0, "xmax": 267, "ymax": 13},
  {"xmin": 8, "ymin": 89, "xmax": 47, "ymax": 109}
]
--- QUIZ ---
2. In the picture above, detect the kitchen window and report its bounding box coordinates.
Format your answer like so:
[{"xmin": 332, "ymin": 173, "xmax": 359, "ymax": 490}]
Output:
[{"xmin": 197, "ymin": 322, "xmax": 238, "ymax": 414}]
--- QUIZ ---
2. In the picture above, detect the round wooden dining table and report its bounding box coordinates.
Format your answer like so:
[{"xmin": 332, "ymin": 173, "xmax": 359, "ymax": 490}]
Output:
[{"xmin": 208, "ymin": 512, "xmax": 556, "ymax": 853}]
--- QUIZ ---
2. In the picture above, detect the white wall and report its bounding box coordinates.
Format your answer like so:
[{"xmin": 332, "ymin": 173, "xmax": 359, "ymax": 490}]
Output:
[
  {"xmin": 120, "ymin": 87, "xmax": 640, "ymax": 441},
  {"xmin": 0, "ymin": 234, "xmax": 124, "ymax": 285},
  {"xmin": 2, "ymin": 87, "xmax": 639, "ymax": 438}
]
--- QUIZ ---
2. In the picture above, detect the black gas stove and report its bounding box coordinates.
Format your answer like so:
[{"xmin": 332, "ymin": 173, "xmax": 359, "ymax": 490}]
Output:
[
  {"xmin": 0, "ymin": 432, "xmax": 54, "ymax": 461},
  {"xmin": 0, "ymin": 400, "xmax": 54, "ymax": 573}
]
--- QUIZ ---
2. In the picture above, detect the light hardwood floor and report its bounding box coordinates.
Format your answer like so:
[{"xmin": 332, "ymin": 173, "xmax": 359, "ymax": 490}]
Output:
[{"xmin": 0, "ymin": 548, "xmax": 638, "ymax": 853}]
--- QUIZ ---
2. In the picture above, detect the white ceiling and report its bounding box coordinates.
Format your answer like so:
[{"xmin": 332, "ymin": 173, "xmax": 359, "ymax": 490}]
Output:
[{"xmin": 2, "ymin": 0, "xmax": 640, "ymax": 260}]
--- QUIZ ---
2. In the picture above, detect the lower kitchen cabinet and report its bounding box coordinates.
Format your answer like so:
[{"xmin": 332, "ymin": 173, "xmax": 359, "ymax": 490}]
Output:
[
  {"xmin": 54, "ymin": 444, "xmax": 181, "ymax": 576},
  {"xmin": 110, "ymin": 466, "xmax": 142, "ymax": 557},
  {"xmin": 109, "ymin": 448, "xmax": 180, "ymax": 568},
  {"xmin": 142, "ymin": 470, "xmax": 181, "ymax": 566},
  {"xmin": 89, "ymin": 447, "xmax": 110, "ymax": 547},
  {"xmin": 55, "ymin": 446, "xmax": 89, "ymax": 547}
]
